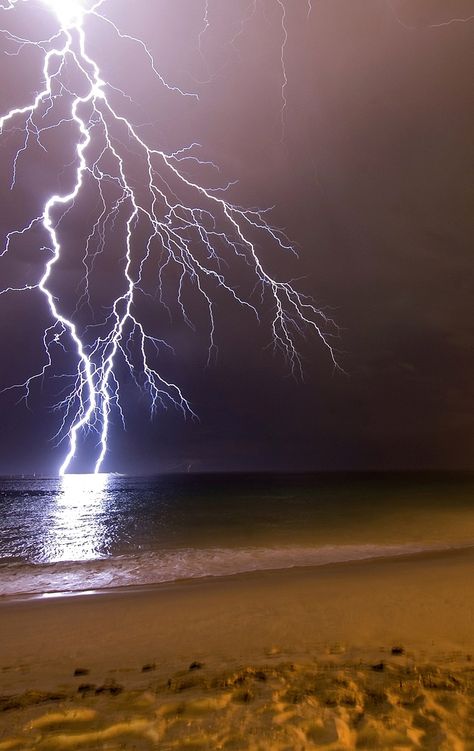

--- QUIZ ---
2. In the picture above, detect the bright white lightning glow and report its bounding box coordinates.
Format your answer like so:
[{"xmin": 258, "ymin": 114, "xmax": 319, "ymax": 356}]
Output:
[
  {"xmin": 0, "ymin": 0, "xmax": 341, "ymax": 476},
  {"xmin": 42, "ymin": 0, "xmax": 85, "ymax": 27}
]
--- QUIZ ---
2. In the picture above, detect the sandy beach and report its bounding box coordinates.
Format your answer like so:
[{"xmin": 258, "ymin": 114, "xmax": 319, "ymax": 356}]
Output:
[
  {"xmin": 0, "ymin": 0, "xmax": 472, "ymax": 744},
  {"xmin": 0, "ymin": 546, "xmax": 473, "ymax": 749}
]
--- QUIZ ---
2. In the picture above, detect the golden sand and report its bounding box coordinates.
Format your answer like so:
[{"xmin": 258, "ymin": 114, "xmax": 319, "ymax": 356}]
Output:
[
  {"xmin": 0, "ymin": 547, "xmax": 473, "ymax": 749},
  {"xmin": 1, "ymin": 655, "xmax": 473, "ymax": 749}
]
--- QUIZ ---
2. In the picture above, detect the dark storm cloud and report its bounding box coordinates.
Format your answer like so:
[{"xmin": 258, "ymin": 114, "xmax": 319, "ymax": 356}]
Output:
[{"xmin": 0, "ymin": 0, "xmax": 472, "ymax": 474}]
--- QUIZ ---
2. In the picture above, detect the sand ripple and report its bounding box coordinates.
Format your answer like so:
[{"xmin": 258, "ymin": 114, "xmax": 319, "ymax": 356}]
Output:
[{"xmin": 0, "ymin": 657, "xmax": 473, "ymax": 750}]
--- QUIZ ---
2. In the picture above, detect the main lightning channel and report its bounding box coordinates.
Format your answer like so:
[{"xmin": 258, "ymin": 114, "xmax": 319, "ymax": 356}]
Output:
[{"xmin": 0, "ymin": 0, "xmax": 341, "ymax": 475}]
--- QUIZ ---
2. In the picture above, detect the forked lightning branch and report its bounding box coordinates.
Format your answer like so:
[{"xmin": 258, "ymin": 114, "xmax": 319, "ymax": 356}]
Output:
[{"xmin": 0, "ymin": 0, "xmax": 339, "ymax": 474}]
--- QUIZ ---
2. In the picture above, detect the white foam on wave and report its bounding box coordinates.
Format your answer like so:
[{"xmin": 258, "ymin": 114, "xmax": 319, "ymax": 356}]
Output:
[{"xmin": 0, "ymin": 542, "xmax": 455, "ymax": 597}]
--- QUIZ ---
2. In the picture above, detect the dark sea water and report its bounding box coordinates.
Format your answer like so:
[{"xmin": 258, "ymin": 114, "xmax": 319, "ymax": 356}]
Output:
[{"xmin": 0, "ymin": 473, "xmax": 473, "ymax": 597}]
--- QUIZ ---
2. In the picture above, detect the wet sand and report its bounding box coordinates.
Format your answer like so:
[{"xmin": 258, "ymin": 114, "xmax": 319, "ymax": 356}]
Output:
[{"xmin": 0, "ymin": 546, "xmax": 473, "ymax": 749}]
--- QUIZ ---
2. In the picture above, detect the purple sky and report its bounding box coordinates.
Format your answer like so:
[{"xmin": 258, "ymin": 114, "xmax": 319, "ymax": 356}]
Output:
[{"xmin": 0, "ymin": 0, "xmax": 472, "ymax": 474}]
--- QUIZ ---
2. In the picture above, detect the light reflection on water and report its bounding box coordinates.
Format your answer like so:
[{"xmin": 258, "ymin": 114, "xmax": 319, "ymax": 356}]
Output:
[
  {"xmin": 2, "ymin": 473, "xmax": 474, "ymax": 570},
  {"xmin": 44, "ymin": 473, "xmax": 110, "ymax": 562},
  {"xmin": 1, "ymin": 473, "xmax": 474, "ymax": 596}
]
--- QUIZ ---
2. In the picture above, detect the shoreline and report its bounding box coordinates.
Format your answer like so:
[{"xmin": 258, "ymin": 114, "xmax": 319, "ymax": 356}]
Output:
[
  {"xmin": 1, "ymin": 540, "xmax": 473, "ymax": 604},
  {"xmin": 1, "ymin": 544, "xmax": 473, "ymax": 748},
  {"xmin": 1, "ymin": 544, "xmax": 473, "ymax": 666}
]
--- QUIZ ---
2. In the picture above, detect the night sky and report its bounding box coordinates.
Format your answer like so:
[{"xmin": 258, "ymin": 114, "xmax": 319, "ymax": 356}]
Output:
[{"xmin": 0, "ymin": 0, "xmax": 472, "ymax": 475}]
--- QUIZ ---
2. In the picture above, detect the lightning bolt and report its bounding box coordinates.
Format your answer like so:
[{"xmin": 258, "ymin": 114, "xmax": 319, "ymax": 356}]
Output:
[
  {"xmin": 0, "ymin": 0, "xmax": 340, "ymax": 475},
  {"xmin": 386, "ymin": 0, "xmax": 474, "ymax": 31},
  {"xmin": 275, "ymin": 0, "xmax": 289, "ymax": 141},
  {"xmin": 230, "ymin": 0, "xmax": 291, "ymax": 141}
]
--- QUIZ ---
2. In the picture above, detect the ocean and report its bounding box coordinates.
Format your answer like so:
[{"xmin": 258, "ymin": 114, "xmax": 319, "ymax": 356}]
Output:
[{"xmin": 0, "ymin": 472, "xmax": 473, "ymax": 597}]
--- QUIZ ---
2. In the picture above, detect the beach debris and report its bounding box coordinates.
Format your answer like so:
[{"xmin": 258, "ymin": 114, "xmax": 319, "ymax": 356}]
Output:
[
  {"xmin": 94, "ymin": 681, "xmax": 124, "ymax": 696},
  {"xmin": 77, "ymin": 684, "xmax": 96, "ymax": 696},
  {"xmin": 73, "ymin": 667, "xmax": 90, "ymax": 677},
  {"xmin": 371, "ymin": 662, "xmax": 385, "ymax": 672},
  {"xmin": 141, "ymin": 663, "xmax": 156, "ymax": 673},
  {"xmin": 391, "ymin": 646, "xmax": 405, "ymax": 655},
  {"xmin": 188, "ymin": 661, "xmax": 204, "ymax": 671}
]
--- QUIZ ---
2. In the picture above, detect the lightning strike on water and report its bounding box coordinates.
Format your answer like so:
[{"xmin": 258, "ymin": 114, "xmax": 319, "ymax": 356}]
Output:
[{"xmin": 0, "ymin": 0, "xmax": 340, "ymax": 475}]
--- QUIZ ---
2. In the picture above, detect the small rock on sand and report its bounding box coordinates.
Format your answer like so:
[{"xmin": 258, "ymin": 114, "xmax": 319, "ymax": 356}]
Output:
[
  {"xmin": 141, "ymin": 663, "xmax": 156, "ymax": 673},
  {"xmin": 391, "ymin": 646, "xmax": 405, "ymax": 655},
  {"xmin": 73, "ymin": 668, "xmax": 90, "ymax": 677},
  {"xmin": 188, "ymin": 662, "xmax": 203, "ymax": 671}
]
